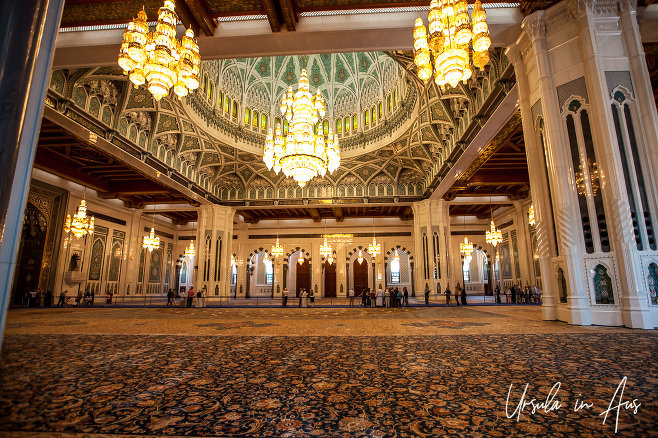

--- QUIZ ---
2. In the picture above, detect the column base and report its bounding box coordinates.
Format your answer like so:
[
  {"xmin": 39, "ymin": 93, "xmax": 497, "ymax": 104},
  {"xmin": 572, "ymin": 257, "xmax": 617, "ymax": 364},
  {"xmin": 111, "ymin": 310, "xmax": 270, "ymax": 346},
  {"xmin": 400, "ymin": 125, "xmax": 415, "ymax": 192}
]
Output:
[
  {"xmin": 621, "ymin": 308, "xmax": 654, "ymax": 329},
  {"xmin": 566, "ymin": 296, "xmax": 592, "ymax": 326}
]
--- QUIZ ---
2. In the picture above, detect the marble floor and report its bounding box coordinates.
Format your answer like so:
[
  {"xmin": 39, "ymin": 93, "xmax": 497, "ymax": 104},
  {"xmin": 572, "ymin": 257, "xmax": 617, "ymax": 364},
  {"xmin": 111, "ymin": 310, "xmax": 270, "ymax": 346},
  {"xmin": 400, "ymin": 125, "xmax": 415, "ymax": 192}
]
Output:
[{"xmin": 0, "ymin": 306, "xmax": 656, "ymax": 437}]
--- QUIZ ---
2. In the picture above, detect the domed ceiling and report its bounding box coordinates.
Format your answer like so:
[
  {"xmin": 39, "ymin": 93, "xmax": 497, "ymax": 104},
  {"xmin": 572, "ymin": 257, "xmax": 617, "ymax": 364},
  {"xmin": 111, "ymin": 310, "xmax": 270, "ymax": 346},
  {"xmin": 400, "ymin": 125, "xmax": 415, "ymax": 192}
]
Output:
[{"xmin": 45, "ymin": 48, "xmax": 512, "ymax": 208}]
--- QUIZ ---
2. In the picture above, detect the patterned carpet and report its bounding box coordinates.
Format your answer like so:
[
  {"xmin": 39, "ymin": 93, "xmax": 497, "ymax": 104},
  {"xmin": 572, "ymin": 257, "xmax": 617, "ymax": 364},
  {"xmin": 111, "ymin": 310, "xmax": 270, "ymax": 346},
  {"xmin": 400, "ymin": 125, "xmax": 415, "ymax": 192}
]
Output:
[{"xmin": 0, "ymin": 333, "xmax": 656, "ymax": 437}]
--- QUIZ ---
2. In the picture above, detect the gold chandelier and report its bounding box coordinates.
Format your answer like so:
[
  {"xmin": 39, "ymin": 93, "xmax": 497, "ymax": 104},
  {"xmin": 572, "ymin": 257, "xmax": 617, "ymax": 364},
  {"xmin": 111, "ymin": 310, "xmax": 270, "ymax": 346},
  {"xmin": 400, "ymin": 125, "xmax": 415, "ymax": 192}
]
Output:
[
  {"xmin": 64, "ymin": 199, "xmax": 94, "ymax": 239},
  {"xmin": 357, "ymin": 250, "xmax": 365, "ymax": 265},
  {"xmin": 264, "ymin": 67, "xmax": 340, "ymax": 187},
  {"xmin": 143, "ymin": 228, "xmax": 160, "ymax": 252},
  {"xmin": 298, "ymin": 251, "xmax": 305, "ymax": 265},
  {"xmin": 413, "ymin": 0, "xmax": 491, "ymax": 87},
  {"xmin": 460, "ymin": 236, "xmax": 473, "ymax": 262},
  {"xmin": 367, "ymin": 219, "xmax": 380, "ymax": 258},
  {"xmin": 528, "ymin": 204, "xmax": 535, "ymax": 226},
  {"xmin": 184, "ymin": 240, "xmax": 195, "ymax": 257},
  {"xmin": 485, "ymin": 220, "xmax": 503, "ymax": 247},
  {"xmin": 118, "ymin": 0, "xmax": 201, "ymax": 101},
  {"xmin": 320, "ymin": 238, "xmax": 333, "ymax": 260},
  {"xmin": 271, "ymin": 239, "xmax": 284, "ymax": 258}
]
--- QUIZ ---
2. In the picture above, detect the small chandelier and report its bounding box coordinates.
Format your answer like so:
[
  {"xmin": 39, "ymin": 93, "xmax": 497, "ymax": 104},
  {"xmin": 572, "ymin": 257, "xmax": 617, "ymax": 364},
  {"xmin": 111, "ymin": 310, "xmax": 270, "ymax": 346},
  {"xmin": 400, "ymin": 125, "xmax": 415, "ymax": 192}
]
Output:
[
  {"xmin": 118, "ymin": 0, "xmax": 201, "ymax": 100},
  {"xmin": 264, "ymin": 66, "xmax": 340, "ymax": 187},
  {"xmin": 327, "ymin": 253, "xmax": 334, "ymax": 265},
  {"xmin": 413, "ymin": 0, "xmax": 491, "ymax": 87},
  {"xmin": 485, "ymin": 220, "xmax": 503, "ymax": 247},
  {"xmin": 320, "ymin": 238, "xmax": 333, "ymax": 260},
  {"xmin": 460, "ymin": 236, "xmax": 473, "ymax": 261},
  {"xmin": 368, "ymin": 237, "xmax": 381, "ymax": 258},
  {"xmin": 184, "ymin": 240, "xmax": 195, "ymax": 257},
  {"xmin": 357, "ymin": 250, "xmax": 365, "ymax": 265},
  {"xmin": 263, "ymin": 252, "xmax": 272, "ymax": 267},
  {"xmin": 528, "ymin": 204, "xmax": 536, "ymax": 226},
  {"xmin": 391, "ymin": 250, "xmax": 401, "ymax": 271},
  {"xmin": 298, "ymin": 252, "xmax": 305, "ymax": 265},
  {"xmin": 271, "ymin": 239, "xmax": 284, "ymax": 258},
  {"xmin": 143, "ymin": 227, "xmax": 160, "ymax": 252},
  {"xmin": 65, "ymin": 198, "xmax": 95, "ymax": 239},
  {"xmin": 143, "ymin": 206, "xmax": 160, "ymax": 252}
]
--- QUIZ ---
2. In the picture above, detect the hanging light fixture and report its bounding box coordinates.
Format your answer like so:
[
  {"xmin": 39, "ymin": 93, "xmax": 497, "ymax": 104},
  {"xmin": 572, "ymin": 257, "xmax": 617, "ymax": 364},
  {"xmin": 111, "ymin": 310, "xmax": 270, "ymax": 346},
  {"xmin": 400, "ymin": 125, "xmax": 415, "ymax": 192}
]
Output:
[
  {"xmin": 143, "ymin": 206, "xmax": 160, "ymax": 252},
  {"xmin": 367, "ymin": 218, "xmax": 381, "ymax": 259},
  {"xmin": 263, "ymin": 57, "xmax": 340, "ymax": 187},
  {"xmin": 528, "ymin": 204, "xmax": 536, "ymax": 226},
  {"xmin": 485, "ymin": 198, "xmax": 503, "ymax": 247},
  {"xmin": 298, "ymin": 251, "xmax": 305, "ymax": 265},
  {"xmin": 271, "ymin": 220, "xmax": 284, "ymax": 258},
  {"xmin": 320, "ymin": 218, "xmax": 334, "ymax": 263},
  {"xmin": 118, "ymin": 0, "xmax": 201, "ymax": 101},
  {"xmin": 413, "ymin": 0, "xmax": 491, "ymax": 88},
  {"xmin": 64, "ymin": 196, "xmax": 95, "ymax": 239},
  {"xmin": 459, "ymin": 214, "xmax": 473, "ymax": 262},
  {"xmin": 357, "ymin": 250, "xmax": 365, "ymax": 265},
  {"xmin": 184, "ymin": 240, "xmax": 195, "ymax": 257},
  {"xmin": 391, "ymin": 250, "xmax": 401, "ymax": 271},
  {"xmin": 263, "ymin": 251, "xmax": 272, "ymax": 268},
  {"xmin": 327, "ymin": 253, "xmax": 334, "ymax": 265}
]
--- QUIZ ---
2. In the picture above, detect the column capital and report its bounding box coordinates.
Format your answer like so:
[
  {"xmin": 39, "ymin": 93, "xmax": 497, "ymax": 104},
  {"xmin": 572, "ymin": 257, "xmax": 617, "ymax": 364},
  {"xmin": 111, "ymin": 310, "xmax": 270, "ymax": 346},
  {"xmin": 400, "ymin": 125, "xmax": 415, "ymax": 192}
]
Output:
[{"xmin": 522, "ymin": 10, "xmax": 546, "ymax": 43}]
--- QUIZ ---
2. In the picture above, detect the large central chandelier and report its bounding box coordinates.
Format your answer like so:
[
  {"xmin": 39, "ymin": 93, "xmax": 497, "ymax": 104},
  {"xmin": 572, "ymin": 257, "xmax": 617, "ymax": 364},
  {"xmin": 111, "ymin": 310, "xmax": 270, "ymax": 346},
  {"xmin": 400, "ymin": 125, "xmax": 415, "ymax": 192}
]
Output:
[
  {"xmin": 118, "ymin": 0, "xmax": 201, "ymax": 101},
  {"xmin": 264, "ymin": 67, "xmax": 340, "ymax": 187},
  {"xmin": 64, "ymin": 199, "xmax": 95, "ymax": 239},
  {"xmin": 413, "ymin": 0, "xmax": 491, "ymax": 87}
]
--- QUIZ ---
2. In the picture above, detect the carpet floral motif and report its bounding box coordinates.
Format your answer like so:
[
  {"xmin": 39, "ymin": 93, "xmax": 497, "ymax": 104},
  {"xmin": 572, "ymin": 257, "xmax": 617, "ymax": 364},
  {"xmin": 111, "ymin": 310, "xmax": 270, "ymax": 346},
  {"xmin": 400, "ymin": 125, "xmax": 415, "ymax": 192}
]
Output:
[
  {"xmin": 194, "ymin": 321, "xmax": 278, "ymax": 330},
  {"xmin": 0, "ymin": 333, "xmax": 656, "ymax": 437},
  {"xmin": 401, "ymin": 320, "xmax": 491, "ymax": 329}
]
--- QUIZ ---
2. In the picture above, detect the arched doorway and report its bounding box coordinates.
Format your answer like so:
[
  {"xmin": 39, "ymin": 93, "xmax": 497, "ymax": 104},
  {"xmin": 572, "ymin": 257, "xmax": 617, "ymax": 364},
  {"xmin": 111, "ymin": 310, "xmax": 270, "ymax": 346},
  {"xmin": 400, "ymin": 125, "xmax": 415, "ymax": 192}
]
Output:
[
  {"xmin": 353, "ymin": 258, "xmax": 369, "ymax": 297},
  {"xmin": 295, "ymin": 256, "xmax": 310, "ymax": 297},
  {"xmin": 324, "ymin": 261, "xmax": 336, "ymax": 297},
  {"xmin": 14, "ymin": 203, "xmax": 48, "ymax": 304}
]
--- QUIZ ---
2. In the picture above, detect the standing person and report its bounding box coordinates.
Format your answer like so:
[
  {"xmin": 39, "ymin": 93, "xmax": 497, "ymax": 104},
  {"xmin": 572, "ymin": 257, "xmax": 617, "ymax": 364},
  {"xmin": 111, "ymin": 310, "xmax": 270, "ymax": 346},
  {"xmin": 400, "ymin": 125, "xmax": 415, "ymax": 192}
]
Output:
[
  {"xmin": 196, "ymin": 288, "xmax": 203, "ymax": 307},
  {"xmin": 44, "ymin": 290, "xmax": 52, "ymax": 307},
  {"xmin": 454, "ymin": 284, "xmax": 461, "ymax": 306},
  {"xmin": 424, "ymin": 284, "xmax": 430, "ymax": 306},
  {"xmin": 301, "ymin": 290, "xmax": 308, "ymax": 308},
  {"xmin": 349, "ymin": 288, "xmax": 355, "ymax": 308},
  {"xmin": 187, "ymin": 287, "xmax": 195, "ymax": 307},
  {"xmin": 166, "ymin": 289, "xmax": 173, "ymax": 306},
  {"xmin": 298, "ymin": 289, "xmax": 304, "ymax": 307},
  {"xmin": 394, "ymin": 287, "xmax": 400, "ymax": 307},
  {"xmin": 511, "ymin": 285, "xmax": 517, "ymax": 304},
  {"xmin": 361, "ymin": 289, "xmax": 367, "ymax": 307},
  {"xmin": 57, "ymin": 290, "xmax": 67, "ymax": 308},
  {"xmin": 91, "ymin": 289, "xmax": 95, "ymax": 306},
  {"xmin": 403, "ymin": 287, "xmax": 409, "ymax": 307},
  {"xmin": 461, "ymin": 286, "xmax": 468, "ymax": 305},
  {"xmin": 309, "ymin": 288, "xmax": 315, "ymax": 308},
  {"xmin": 376, "ymin": 286, "xmax": 384, "ymax": 307},
  {"xmin": 282, "ymin": 288, "xmax": 288, "ymax": 307},
  {"xmin": 445, "ymin": 285, "xmax": 452, "ymax": 306},
  {"xmin": 369, "ymin": 288, "xmax": 376, "ymax": 308},
  {"xmin": 105, "ymin": 291, "xmax": 112, "ymax": 307},
  {"xmin": 495, "ymin": 286, "xmax": 501, "ymax": 304},
  {"xmin": 384, "ymin": 288, "xmax": 390, "ymax": 307},
  {"xmin": 533, "ymin": 285, "xmax": 541, "ymax": 304},
  {"xmin": 28, "ymin": 289, "xmax": 37, "ymax": 307}
]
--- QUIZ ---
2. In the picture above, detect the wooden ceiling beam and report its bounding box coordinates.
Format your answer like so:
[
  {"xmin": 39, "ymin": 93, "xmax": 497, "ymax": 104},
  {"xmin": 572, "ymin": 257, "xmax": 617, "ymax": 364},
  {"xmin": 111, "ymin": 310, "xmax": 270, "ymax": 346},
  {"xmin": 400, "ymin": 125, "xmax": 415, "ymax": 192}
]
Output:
[
  {"xmin": 308, "ymin": 208, "xmax": 321, "ymax": 223},
  {"xmin": 183, "ymin": 0, "xmax": 217, "ymax": 36},
  {"xmin": 332, "ymin": 207, "xmax": 344, "ymax": 222},
  {"xmin": 34, "ymin": 147, "xmax": 110, "ymax": 193},
  {"xmin": 277, "ymin": 0, "xmax": 297, "ymax": 31},
  {"xmin": 261, "ymin": 0, "xmax": 281, "ymax": 32}
]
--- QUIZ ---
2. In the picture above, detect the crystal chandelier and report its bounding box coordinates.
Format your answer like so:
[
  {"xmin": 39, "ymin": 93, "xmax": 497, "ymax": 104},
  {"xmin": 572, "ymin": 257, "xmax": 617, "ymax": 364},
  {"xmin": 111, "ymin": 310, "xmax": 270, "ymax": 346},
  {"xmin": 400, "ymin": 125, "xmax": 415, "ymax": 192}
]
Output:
[
  {"xmin": 298, "ymin": 252, "xmax": 305, "ymax": 265},
  {"xmin": 367, "ymin": 219, "xmax": 380, "ymax": 258},
  {"xmin": 143, "ymin": 227, "xmax": 160, "ymax": 252},
  {"xmin": 264, "ymin": 66, "xmax": 340, "ymax": 187},
  {"xmin": 485, "ymin": 221, "xmax": 503, "ymax": 247},
  {"xmin": 357, "ymin": 250, "xmax": 365, "ymax": 265},
  {"xmin": 327, "ymin": 253, "xmax": 335, "ymax": 265},
  {"xmin": 320, "ymin": 238, "xmax": 333, "ymax": 260},
  {"xmin": 64, "ymin": 199, "xmax": 95, "ymax": 239},
  {"xmin": 271, "ymin": 239, "xmax": 284, "ymax": 258},
  {"xmin": 184, "ymin": 240, "xmax": 195, "ymax": 257},
  {"xmin": 528, "ymin": 204, "xmax": 535, "ymax": 226},
  {"xmin": 118, "ymin": 0, "xmax": 201, "ymax": 101},
  {"xmin": 413, "ymin": 0, "xmax": 491, "ymax": 87},
  {"xmin": 460, "ymin": 236, "xmax": 473, "ymax": 262},
  {"xmin": 143, "ymin": 206, "xmax": 160, "ymax": 252},
  {"xmin": 263, "ymin": 251, "xmax": 272, "ymax": 267}
]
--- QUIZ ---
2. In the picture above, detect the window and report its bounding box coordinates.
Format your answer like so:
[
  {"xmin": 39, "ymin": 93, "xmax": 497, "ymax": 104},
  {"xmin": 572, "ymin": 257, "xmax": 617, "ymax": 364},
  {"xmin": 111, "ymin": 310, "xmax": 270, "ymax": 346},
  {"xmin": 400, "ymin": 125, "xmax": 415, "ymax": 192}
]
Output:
[
  {"xmin": 224, "ymin": 96, "xmax": 230, "ymax": 114},
  {"xmin": 372, "ymin": 106, "xmax": 377, "ymax": 125},
  {"xmin": 336, "ymin": 119, "xmax": 342, "ymax": 135},
  {"xmin": 261, "ymin": 114, "xmax": 267, "ymax": 131},
  {"xmin": 378, "ymin": 102, "xmax": 383, "ymax": 119},
  {"xmin": 387, "ymin": 94, "xmax": 392, "ymax": 112},
  {"xmin": 283, "ymin": 119, "xmax": 289, "ymax": 135},
  {"xmin": 364, "ymin": 110, "xmax": 369, "ymax": 129},
  {"xmin": 352, "ymin": 114, "xmax": 357, "ymax": 131},
  {"xmin": 265, "ymin": 260, "xmax": 273, "ymax": 285},
  {"xmin": 231, "ymin": 263, "xmax": 237, "ymax": 285},
  {"xmin": 232, "ymin": 101, "xmax": 238, "ymax": 119},
  {"xmin": 323, "ymin": 120, "xmax": 329, "ymax": 135},
  {"xmin": 391, "ymin": 251, "xmax": 400, "ymax": 284},
  {"xmin": 462, "ymin": 259, "xmax": 470, "ymax": 282},
  {"xmin": 253, "ymin": 111, "xmax": 259, "ymax": 129},
  {"xmin": 245, "ymin": 108, "xmax": 250, "ymax": 125},
  {"xmin": 345, "ymin": 116, "xmax": 350, "ymax": 134}
]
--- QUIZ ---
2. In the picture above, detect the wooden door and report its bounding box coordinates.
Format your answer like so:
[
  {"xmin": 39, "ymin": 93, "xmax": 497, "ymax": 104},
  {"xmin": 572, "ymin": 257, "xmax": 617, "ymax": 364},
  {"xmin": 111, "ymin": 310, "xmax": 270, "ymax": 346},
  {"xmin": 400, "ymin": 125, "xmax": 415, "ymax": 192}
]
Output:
[
  {"xmin": 295, "ymin": 258, "xmax": 310, "ymax": 297},
  {"xmin": 324, "ymin": 261, "xmax": 336, "ymax": 297},
  {"xmin": 353, "ymin": 259, "xmax": 369, "ymax": 297}
]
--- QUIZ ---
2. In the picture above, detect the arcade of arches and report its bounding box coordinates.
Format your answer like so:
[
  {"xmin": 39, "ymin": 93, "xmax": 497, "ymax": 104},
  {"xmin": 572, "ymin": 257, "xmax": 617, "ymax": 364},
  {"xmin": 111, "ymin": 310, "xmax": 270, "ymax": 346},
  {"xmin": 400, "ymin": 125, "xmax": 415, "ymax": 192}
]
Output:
[{"xmin": 0, "ymin": 0, "xmax": 657, "ymax": 332}]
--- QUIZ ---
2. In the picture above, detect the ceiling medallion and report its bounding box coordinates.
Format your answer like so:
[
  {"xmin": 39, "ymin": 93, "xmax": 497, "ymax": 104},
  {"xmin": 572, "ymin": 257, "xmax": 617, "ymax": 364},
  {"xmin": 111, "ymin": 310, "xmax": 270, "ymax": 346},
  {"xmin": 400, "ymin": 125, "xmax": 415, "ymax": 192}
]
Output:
[
  {"xmin": 413, "ymin": 0, "xmax": 491, "ymax": 87},
  {"xmin": 264, "ymin": 65, "xmax": 340, "ymax": 187},
  {"xmin": 64, "ymin": 198, "xmax": 94, "ymax": 239},
  {"xmin": 118, "ymin": 0, "xmax": 201, "ymax": 101}
]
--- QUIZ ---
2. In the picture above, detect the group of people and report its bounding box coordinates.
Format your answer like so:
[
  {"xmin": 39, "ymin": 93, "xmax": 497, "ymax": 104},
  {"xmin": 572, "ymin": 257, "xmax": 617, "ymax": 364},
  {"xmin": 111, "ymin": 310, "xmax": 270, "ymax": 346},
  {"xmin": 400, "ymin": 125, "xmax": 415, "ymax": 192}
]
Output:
[
  {"xmin": 497, "ymin": 284, "xmax": 541, "ymax": 304},
  {"xmin": 281, "ymin": 288, "xmax": 316, "ymax": 308},
  {"xmin": 166, "ymin": 287, "xmax": 208, "ymax": 307},
  {"xmin": 441, "ymin": 284, "xmax": 468, "ymax": 306},
  {"xmin": 349, "ymin": 286, "xmax": 409, "ymax": 308}
]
